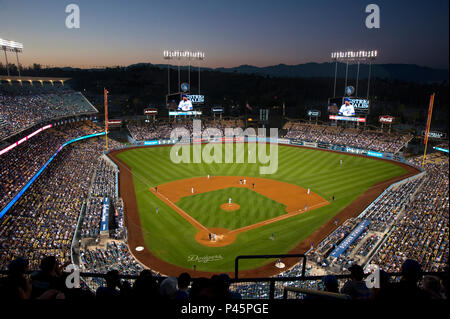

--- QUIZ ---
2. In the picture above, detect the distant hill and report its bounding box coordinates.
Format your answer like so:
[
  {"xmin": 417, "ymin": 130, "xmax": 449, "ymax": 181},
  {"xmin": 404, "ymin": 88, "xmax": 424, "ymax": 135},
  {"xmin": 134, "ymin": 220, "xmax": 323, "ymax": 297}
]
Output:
[
  {"xmin": 214, "ymin": 63, "xmax": 448, "ymax": 83},
  {"xmin": 151, "ymin": 62, "xmax": 448, "ymax": 83}
]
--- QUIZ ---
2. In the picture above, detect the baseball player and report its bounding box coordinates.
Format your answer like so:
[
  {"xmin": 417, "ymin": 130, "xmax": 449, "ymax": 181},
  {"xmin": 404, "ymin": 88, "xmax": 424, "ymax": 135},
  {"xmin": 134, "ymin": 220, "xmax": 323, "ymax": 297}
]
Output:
[
  {"xmin": 178, "ymin": 94, "xmax": 193, "ymax": 111},
  {"xmin": 156, "ymin": 207, "xmax": 158, "ymax": 214},
  {"xmin": 338, "ymin": 97, "xmax": 355, "ymax": 116},
  {"xmin": 191, "ymin": 187, "xmax": 194, "ymax": 194},
  {"xmin": 243, "ymin": 179, "xmax": 246, "ymax": 185},
  {"xmin": 307, "ymin": 188, "xmax": 310, "ymax": 195},
  {"xmin": 229, "ymin": 197, "xmax": 232, "ymax": 205}
]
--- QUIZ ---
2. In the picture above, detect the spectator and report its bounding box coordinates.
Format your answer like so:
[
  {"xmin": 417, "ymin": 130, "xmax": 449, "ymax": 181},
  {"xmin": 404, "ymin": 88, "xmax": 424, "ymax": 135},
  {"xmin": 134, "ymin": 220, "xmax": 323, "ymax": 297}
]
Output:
[
  {"xmin": 422, "ymin": 276, "xmax": 443, "ymax": 299},
  {"xmin": 340, "ymin": 264, "xmax": 371, "ymax": 299},
  {"xmin": 31, "ymin": 256, "xmax": 67, "ymax": 299},
  {"xmin": 159, "ymin": 276, "xmax": 178, "ymax": 300},
  {"xmin": 0, "ymin": 257, "xmax": 32, "ymax": 300},
  {"xmin": 175, "ymin": 272, "xmax": 191, "ymax": 300},
  {"xmin": 96, "ymin": 270, "xmax": 121, "ymax": 299},
  {"xmin": 132, "ymin": 270, "xmax": 159, "ymax": 300},
  {"xmin": 322, "ymin": 275, "xmax": 339, "ymax": 293}
]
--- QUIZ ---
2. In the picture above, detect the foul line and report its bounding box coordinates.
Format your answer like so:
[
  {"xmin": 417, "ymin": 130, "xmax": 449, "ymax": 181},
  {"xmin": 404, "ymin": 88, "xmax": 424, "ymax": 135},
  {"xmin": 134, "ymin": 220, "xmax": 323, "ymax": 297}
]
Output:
[
  {"xmin": 227, "ymin": 200, "xmax": 330, "ymax": 235},
  {"xmin": 150, "ymin": 188, "xmax": 210, "ymax": 232},
  {"xmin": 150, "ymin": 187, "xmax": 329, "ymax": 237}
]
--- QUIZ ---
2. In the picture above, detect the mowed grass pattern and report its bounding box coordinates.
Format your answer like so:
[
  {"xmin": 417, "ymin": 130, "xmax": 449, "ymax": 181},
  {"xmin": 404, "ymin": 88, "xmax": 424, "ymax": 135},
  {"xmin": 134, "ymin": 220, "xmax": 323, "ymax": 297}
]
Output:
[
  {"xmin": 177, "ymin": 187, "xmax": 287, "ymax": 230},
  {"xmin": 116, "ymin": 144, "xmax": 407, "ymax": 272}
]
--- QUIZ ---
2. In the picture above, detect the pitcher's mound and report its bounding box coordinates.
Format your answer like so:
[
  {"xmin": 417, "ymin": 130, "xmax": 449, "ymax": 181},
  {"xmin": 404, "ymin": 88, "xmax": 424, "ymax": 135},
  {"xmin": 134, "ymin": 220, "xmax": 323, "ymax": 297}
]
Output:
[
  {"xmin": 195, "ymin": 228, "xmax": 236, "ymax": 247},
  {"xmin": 221, "ymin": 203, "xmax": 240, "ymax": 211}
]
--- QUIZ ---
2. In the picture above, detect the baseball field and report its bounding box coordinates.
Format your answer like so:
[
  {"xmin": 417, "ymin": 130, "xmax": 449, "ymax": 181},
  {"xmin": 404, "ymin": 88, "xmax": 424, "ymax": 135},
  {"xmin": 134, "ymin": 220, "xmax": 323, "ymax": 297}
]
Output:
[{"xmin": 109, "ymin": 143, "xmax": 418, "ymax": 277}]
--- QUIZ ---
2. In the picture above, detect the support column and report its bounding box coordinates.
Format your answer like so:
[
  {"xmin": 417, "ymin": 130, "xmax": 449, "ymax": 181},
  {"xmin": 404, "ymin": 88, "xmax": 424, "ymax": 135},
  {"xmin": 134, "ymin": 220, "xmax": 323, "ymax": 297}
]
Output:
[
  {"xmin": 344, "ymin": 61, "xmax": 349, "ymax": 94},
  {"xmin": 355, "ymin": 61, "xmax": 360, "ymax": 96},
  {"xmin": 3, "ymin": 49, "xmax": 10, "ymax": 76},
  {"xmin": 198, "ymin": 62, "xmax": 201, "ymax": 94},
  {"xmin": 333, "ymin": 60, "xmax": 337, "ymax": 97},
  {"xmin": 367, "ymin": 61, "xmax": 372, "ymax": 98},
  {"xmin": 167, "ymin": 63, "xmax": 170, "ymax": 95}
]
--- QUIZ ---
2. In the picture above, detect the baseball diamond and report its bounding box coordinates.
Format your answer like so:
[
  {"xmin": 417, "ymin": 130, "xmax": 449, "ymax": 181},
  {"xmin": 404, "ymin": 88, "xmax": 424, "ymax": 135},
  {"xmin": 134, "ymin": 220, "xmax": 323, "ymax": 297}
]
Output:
[{"xmin": 108, "ymin": 143, "xmax": 418, "ymax": 276}]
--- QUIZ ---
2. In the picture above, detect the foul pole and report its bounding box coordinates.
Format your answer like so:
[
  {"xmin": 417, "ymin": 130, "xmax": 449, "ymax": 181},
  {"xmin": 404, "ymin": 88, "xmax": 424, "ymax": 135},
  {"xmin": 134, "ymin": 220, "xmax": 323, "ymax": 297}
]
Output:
[
  {"xmin": 104, "ymin": 88, "xmax": 109, "ymax": 150},
  {"xmin": 422, "ymin": 93, "xmax": 435, "ymax": 168}
]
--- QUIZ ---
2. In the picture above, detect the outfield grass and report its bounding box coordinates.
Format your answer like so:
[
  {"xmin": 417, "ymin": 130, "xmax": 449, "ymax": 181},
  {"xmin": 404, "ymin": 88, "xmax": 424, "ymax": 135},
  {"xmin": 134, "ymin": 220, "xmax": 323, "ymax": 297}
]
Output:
[{"xmin": 116, "ymin": 144, "xmax": 407, "ymax": 272}]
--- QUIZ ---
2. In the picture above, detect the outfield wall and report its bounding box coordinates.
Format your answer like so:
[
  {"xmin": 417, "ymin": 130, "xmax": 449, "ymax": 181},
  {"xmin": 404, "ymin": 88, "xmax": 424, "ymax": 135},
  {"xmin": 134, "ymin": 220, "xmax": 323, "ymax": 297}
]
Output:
[{"xmin": 120, "ymin": 136, "xmax": 417, "ymax": 169}]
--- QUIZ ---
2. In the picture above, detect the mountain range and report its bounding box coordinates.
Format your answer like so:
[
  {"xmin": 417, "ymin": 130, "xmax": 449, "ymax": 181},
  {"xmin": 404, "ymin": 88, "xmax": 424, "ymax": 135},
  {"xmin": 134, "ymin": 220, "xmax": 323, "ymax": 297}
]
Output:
[{"xmin": 150, "ymin": 62, "xmax": 448, "ymax": 83}]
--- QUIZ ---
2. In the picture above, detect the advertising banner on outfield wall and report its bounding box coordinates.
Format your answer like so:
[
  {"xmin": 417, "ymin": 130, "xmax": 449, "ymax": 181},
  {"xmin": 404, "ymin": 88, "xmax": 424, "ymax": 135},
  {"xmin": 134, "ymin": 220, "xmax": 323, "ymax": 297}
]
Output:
[
  {"xmin": 367, "ymin": 150, "xmax": 384, "ymax": 158},
  {"xmin": 303, "ymin": 141, "xmax": 318, "ymax": 148},
  {"xmin": 318, "ymin": 142, "xmax": 330, "ymax": 149},
  {"xmin": 277, "ymin": 138, "xmax": 291, "ymax": 145},
  {"xmin": 345, "ymin": 147, "xmax": 365, "ymax": 155},
  {"xmin": 144, "ymin": 140, "xmax": 159, "ymax": 145},
  {"xmin": 291, "ymin": 140, "xmax": 302, "ymax": 146}
]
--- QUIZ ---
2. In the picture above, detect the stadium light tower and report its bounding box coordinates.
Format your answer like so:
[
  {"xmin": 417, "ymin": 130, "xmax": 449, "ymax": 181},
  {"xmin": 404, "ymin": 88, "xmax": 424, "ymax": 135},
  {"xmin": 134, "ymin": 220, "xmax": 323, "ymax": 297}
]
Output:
[
  {"xmin": 163, "ymin": 50, "xmax": 205, "ymax": 96},
  {"xmin": 331, "ymin": 50, "xmax": 378, "ymax": 98},
  {"xmin": 0, "ymin": 38, "xmax": 24, "ymax": 77}
]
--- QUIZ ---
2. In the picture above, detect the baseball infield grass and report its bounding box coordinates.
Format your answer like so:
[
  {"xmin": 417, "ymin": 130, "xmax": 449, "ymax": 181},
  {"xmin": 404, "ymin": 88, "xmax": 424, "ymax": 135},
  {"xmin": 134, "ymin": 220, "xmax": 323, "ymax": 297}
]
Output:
[
  {"xmin": 116, "ymin": 144, "xmax": 407, "ymax": 272},
  {"xmin": 177, "ymin": 187, "xmax": 287, "ymax": 230}
]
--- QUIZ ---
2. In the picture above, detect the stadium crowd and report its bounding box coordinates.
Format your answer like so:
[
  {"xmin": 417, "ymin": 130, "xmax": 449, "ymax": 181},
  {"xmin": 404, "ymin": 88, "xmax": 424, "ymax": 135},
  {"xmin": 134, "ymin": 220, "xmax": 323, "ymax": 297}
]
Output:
[
  {"xmin": 0, "ymin": 136, "xmax": 116, "ymax": 271},
  {"xmin": 127, "ymin": 119, "xmax": 246, "ymax": 141},
  {"xmin": 126, "ymin": 120, "xmax": 411, "ymax": 154},
  {"xmin": 283, "ymin": 122, "xmax": 411, "ymax": 153},
  {"xmin": 370, "ymin": 157, "xmax": 449, "ymax": 273},
  {"xmin": 0, "ymin": 84, "xmax": 97, "ymax": 139},
  {"xmin": 0, "ymin": 121, "xmax": 102, "ymax": 210}
]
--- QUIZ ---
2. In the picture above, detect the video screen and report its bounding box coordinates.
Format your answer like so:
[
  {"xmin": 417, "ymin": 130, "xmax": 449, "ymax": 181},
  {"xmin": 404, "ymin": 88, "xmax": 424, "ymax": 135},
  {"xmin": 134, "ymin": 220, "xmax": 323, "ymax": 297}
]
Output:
[{"xmin": 328, "ymin": 97, "xmax": 370, "ymax": 116}]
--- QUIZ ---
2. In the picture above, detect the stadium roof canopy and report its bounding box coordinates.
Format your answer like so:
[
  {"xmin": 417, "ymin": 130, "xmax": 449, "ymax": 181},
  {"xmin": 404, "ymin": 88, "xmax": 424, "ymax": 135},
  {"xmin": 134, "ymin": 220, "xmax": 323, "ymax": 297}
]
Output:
[{"xmin": 0, "ymin": 75, "xmax": 71, "ymax": 84}]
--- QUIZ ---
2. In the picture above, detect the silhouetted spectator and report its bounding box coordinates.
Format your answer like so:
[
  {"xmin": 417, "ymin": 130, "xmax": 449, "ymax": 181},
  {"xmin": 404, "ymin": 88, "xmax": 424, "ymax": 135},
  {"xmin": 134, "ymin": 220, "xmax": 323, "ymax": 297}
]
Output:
[
  {"xmin": 340, "ymin": 264, "xmax": 371, "ymax": 299},
  {"xmin": 422, "ymin": 276, "xmax": 443, "ymax": 299},
  {"xmin": 323, "ymin": 275, "xmax": 339, "ymax": 293},
  {"xmin": 0, "ymin": 258, "xmax": 32, "ymax": 300},
  {"xmin": 175, "ymin": 272, "xmax": 191, "ymax": 300},
  {"xmin": 159, "ymin": 276, "xmax": 178, "ymax": 300},
  {"xmin": 219, "ymin": 274, "xmax": 241, "ymax": 299},
  {"xmin": 376, "ymin": 259, "xmax": 429, "ymax": 301},
  {"xmin": 31, "ymin": 256, "xmax": 67, "ymax": 298},
  {"xmin": 190, "ymin": 277, "xmax": 214, "ymax": 300},
  {"xmin": 96, "ymin": 270, "xmax": 121, "ymax": 299},
  {"xmin": 133, "ymin": 270, "xmax": 159, "ymax": 300}
]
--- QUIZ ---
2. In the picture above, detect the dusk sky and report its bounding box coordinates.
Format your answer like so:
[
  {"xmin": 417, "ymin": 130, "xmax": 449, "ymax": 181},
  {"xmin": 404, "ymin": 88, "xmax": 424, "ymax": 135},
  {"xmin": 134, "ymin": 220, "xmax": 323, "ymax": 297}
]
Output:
[{"xmin": 0, "ymin": 0, "xmax": 448, "ymax": 69}]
